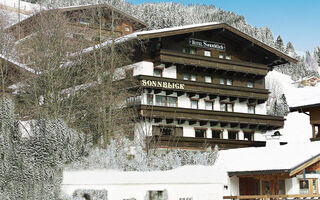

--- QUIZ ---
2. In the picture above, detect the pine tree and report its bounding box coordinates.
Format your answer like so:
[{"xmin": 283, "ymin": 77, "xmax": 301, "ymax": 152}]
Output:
[
  {"xmin": 314, "ymin": 46, "xmax": 320, "ymax": 66},
  {"xmin": 280, "ymin": 94, "xmax": 289, "ymax": 116},
  {"xmin": 275, "ymin": 35, "xmax": 285, "ymax": 52},
  {"xmin": 285, "ymin": 42, "xmax": 296, "ymax": 57},
  {"xmin": 0, "ymin": 97, "xmax": 88, "ymax": 200}
]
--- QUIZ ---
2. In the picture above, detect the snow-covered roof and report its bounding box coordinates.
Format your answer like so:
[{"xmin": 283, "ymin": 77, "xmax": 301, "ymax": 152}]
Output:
[
  {"xmin": 288, "ymin": 85, "xmax": 320, "ymax": 109},
  {"xmin": 62, "ymin": 165, "xmax": 227, "ymax": 185},
  {"xmin": 216, "ymin": 141, "xmax": 320, "ymax": 175}
]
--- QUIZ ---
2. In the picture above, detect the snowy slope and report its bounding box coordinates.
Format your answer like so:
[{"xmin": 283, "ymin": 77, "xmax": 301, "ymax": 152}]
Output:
[{"xmin": 266, "ymin": 71, "xmax": 319, "ymax": 143}]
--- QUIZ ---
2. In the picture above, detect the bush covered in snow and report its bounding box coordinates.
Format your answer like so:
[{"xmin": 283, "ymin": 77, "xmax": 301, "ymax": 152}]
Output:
[
  {"xmin": 0, "ymin": 97, "xmax": 89, "ymax": 200},
  {"xmin": 66, "ymin": 137, "xmax": 218, "ymax": 171}
]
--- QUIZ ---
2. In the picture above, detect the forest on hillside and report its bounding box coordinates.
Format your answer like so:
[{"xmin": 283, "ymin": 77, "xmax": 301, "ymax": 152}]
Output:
[{"xmin": 25, "ymin": 0, "xmax": 320, "ymax": 81}]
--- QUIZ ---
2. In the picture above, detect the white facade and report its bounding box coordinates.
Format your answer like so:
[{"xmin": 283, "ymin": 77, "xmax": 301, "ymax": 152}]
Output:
[
  {"xmin": 131, "ymin": 61, "xmax": 269, "ymax": 142},
  {"xmin": 62, "ymin": 166, "xmax": 227, "ymax": 200}
]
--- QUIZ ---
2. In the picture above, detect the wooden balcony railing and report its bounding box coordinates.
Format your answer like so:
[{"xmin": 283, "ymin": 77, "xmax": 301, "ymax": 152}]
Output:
[
  {"xmin": 160, "ymin": 49, "xmax": 270, "ymax": 76},
  {"xmin": 137, "ymin": 75, "xmax": 269, "ymax": 103},
  {"xmin": 224, "ymin": 194, "xmax": 320, "ymax": 200}
]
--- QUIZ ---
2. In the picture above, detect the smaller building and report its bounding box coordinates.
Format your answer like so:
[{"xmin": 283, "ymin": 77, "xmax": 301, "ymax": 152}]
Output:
[
  {"xmin": 292, "ymin": 76, "xmax": 320, "ymax": 88},
  {"xmin": 290, "ymin": 88, "xmax": 320, "ymax": 141},
  {"xmin": 62, "ymin": 166, "xmax": 226, "ymax": 200},
  {"xmin": 217, "ymin": 141, "xmax": 320, "ymax": 198}
]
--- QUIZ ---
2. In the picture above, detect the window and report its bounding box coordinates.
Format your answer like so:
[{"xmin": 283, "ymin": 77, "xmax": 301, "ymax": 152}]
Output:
[
  {"xmin": 225, "ymin": 54, "xmax": 231, "ymax": 60},
  {"xmin": 160, "ymin": 126, "xmax": 174, "ymax": 136},
  {"xmin": 228, "ymin": 130, "xmax": 238, "ymax": 140},
  {"xmin": 167, "ymin": 96, "xmax": 177, "ymax": 107},
  {"xmin": 191, "ymin": 99, "xmax": 198, "ymax": 109},
  {"xmin": 212, "ymin": 129, "xmax": 222, "ymax": 139},
  {"xmin": 155, "ymin": 95, "xmax": 166, "ymax": 106},
  {"xmin": 226, "ymin": 79, "xmax": 233, "ymax": 85},
  {"xmin": 247, "ymin": 81, "xmax": 254, "ymax": 88},
  {"xmin": 154, "ymin": 68, "xmax": 162, "ymax": 77},
  {"xmin": 204, "ymin": 50, "xmax": 211, "ymax": 57},
  {"xmin": 195, "ymin": 129, "xmax": 206, "ymax": 138},
  {"xmin": 220, "ymin": 102, "xmax": 233, "ymax": 112},
  {"xmin": 248, "ymin": 104, "xmax": 255, "ymax": 114},
  {"xmin": 190, "ymin": 74, "xmax": 196, "ymax": 81},
  {"xmin": 205, "ymin": 101, "xmax": 213, "ymax": 110},
  {"xmin": 313, "ymin": 124, "xmax": 320, "ymax": 138},
  {"xmin": 219, "ymin": 52, "xmax": 224, "ymax": 59},
  {"xmin": 183, "ymin": 74, "xmax": 189, "ymax": 80},
  {"xmin": 147, "ymin": 94, "xmax": 153, "ymax": 105},
  {"xmin": 205, "ymin": 75, "xmax": 212, "ymax": 83},
  {"xmin": 244, "ymin": 132, "xmax": 254, "ymax": 141},
  {"xmin": 278, "ymin": 180, "xmax": 286, "ymax": 195},
  {"xmin": 148, "ymin": 191, "xmax": 164, "ymax": 200},
  {"xmin": 155, "ymin": 95, "xmax": 177, "ymax": 107},
  {"xmin": 220, "ymin": 78, "xmax": 225, "ymax": 85},
  {"xmin": 124, "ymin": 26, "xmax": 130, "ymax": 32},
  {"xmin": 299, "ymin": 179, "xmax": 319, "ymax": 194},
  {"xmin": 182, "ymin": 47, "xmax": 196, "ymax": 54}
]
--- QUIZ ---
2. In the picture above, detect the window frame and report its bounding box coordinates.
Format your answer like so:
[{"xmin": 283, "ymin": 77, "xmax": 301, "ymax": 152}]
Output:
[
  {"xmin": 247, "ymin": 81, "xmax": 254, "ymax": 88},
  {"xmin": 243, "ymin": 131, "xmax": 254, "ymax": 141},
  {"xmin": 204, "ymin": 75, "xmax": 212, "ymax": 83},
  {"xmin": 298, "ymin": 178, "xmax": 319, "ymax": 194},
  {"xmin": 204, "ymin": 50, "xmax": 211, "ymax": 57},
  {"xmin": 190, "ymin": 98, "xmax": 199, "ymax": 109},
  {"xmin": 218, "ymin": 52, "xmax": 224, "ymax": 59},
  {"xmin": 195, "ymin": 128, "xmax": 207, "ymax": 138},
  {"xmin": 147, "ymin": 94, "xmax": 154, "ymax": 105},
  {"xmin": 220, "ymin": 101, "xmax": 234, "ymax": 112},
  {"xmin": 204, "ymin": 100, "xmax": 214, "ymax": 111},
  {"xmin": 190, "ymin": 74, "xmax": 197, "ymax": 81},
  {"xmin": 211, "ymin": 129, "xmax": 223, "ymax": 139},
  {"xmin": 247, "ymin": 104, "xmax": 256, "ymax": 114},
  {"xmin": 227, "ymin": 130, "xmax": 239, "ymax": 140},
  {"xmin": 226, "ymin": 79, "xmax": 233, "ymax": 86},
  {"xmin": 183, "ymin": 73, "xmax": 189, "ymax": 80},
  {"xmin": 225, "ymin": 54, "xmax": 231, "ymax": 60},
  {"xmin": 155, "ymin": 95, "xmax": 178, "ymax": 107}
]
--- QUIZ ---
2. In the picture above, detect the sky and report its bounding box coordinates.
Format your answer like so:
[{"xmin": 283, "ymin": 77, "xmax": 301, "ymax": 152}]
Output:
[{"xmin": 127, "ymin": 0, "xmax": 320, "ymax": 54}]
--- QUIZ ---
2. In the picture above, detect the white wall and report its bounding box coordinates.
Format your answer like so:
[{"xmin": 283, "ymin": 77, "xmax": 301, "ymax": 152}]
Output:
[
  {"xmin": 133, "ymin": 61, "xmax": 154, "ymax": 76},
  {"xmin": 62, "ymin": 183, "xmax": 223, "ymax": 200}
]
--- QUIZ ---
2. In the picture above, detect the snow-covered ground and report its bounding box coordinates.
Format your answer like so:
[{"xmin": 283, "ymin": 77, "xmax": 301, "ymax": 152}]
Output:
[{"xmin": 266, "ymin": 71, "xmax": 319, "ymax": 143}]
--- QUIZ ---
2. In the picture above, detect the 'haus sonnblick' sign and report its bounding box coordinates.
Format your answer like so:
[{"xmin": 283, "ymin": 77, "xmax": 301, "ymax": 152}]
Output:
[
  {"xmin": 189, "ymin": 38, "xmax": 225, "ymax": 51},
  {"xmin": 142, "ymin": 80, "xmax": 185, "ymax": 90}
]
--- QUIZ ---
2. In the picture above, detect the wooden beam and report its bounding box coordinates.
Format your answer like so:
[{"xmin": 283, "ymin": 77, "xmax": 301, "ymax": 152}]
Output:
[
  {"xmin": 290, "ymin": 155, "xmax": 320, "ymax": 176},
  {"xmin": 154, "ymin": 118, "xmax": 162, "ymax": 123},
  {"xmin": 177, "ymin": 91, "xmax": 185, "ymax": 97},
  {"xmin": 166, "ymin": 119, "xmax": 174, "ymax": 124},
  {"xmin": 165, "ymin": 90, "xmax": 173, "ymax": 95},
  {"xmin": 199, "ymin": 121, "xmax": 208, "ymax": 126},
  {"xmin": 154, "ymin": 89, "xmax": 162, "ymax": 94},
  {"xmin": 178, "ymin": 119, "xmax": 186, "ymax": 125}
]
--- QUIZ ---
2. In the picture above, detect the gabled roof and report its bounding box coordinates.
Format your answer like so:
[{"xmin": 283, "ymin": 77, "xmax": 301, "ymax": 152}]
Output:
[
  {"xmin": 7, "ymin": 3, "xmax": 147, "ymax": 31},
  {"xmin": 216, "ymin": 141, "xmax": 320, "ymax": 176},
  {"xmin": 134, "ymin": 22, "xmax": 297, "ymax": 66}
]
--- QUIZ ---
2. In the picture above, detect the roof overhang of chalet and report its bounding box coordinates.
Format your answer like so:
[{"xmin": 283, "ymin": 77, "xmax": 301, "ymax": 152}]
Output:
[
  {"xmin": 134, "ymin": 22, "xmax": 298, "ymax": 67},
  {"xmin": 228, "ymin": 153, "xmax": 320, "ymax": 177},
  {"xmin": 7, "ymin": 3, "xmax": 147, "ymax": 32},
  {"xmin": 290, "ymin": 103, "xmax": 320, "ymax": 113}
]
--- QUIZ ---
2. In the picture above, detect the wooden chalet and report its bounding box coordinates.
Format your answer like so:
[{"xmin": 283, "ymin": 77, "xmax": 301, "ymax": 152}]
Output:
[
  {"xmin": 218, "ymin": 141, "xmax": 320, "ymax": 199},
  {"xmin": 118, "ymin": 22, "xmax": 298, "ymax": 150}
]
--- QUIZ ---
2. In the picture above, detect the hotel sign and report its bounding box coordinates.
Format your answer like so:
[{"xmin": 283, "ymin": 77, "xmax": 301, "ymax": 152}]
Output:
[
  {"xmin": 189, "ymin": 38, "xmax": 225, "ymax": 51},
  {"xmin": 141, "ymin": 79, "xmax": 185, "ymax": 90}
]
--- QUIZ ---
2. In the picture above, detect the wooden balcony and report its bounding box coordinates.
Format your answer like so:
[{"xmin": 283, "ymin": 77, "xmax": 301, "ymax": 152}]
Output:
[
  {"xmin": 140, "ymin": 105, "xmax": 284, "ymax": 130},
  {"xmin": 137, "ymin": 75, "xmax": 269, "ymax": 103},
  {"xmin": 159, "ymin": 49, "xmax": 270, "ymax": 76},
  {"xmin": 146, "ymin": 135, "xmax": 270, "ymax": 150},
  {"xmin": 223, "ymin": 194, "xmax": 320, "ymax": 200}
]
